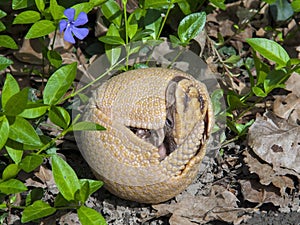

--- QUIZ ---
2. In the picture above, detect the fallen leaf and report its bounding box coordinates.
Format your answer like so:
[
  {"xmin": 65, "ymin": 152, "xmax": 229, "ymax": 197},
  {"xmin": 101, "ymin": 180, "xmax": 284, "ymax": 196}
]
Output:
[
  {"xmin": 248, "ymin": 112, "xmax": 300, "ymax": 175},
  {"xmin": 240, "ymin": 179, "xmax": 289, "ymax": 207},
  {"xmin": 243, "ymin": 150, "xmax": 295, "ymax": 195},
  {"xmin": 153, "ymin": 185, "xmax": 247, "ymax": 225}
]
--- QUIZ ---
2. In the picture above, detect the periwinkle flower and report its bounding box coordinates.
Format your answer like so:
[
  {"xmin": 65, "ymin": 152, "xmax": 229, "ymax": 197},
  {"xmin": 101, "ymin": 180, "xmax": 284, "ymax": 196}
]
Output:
[{"xmin": 59, "ymin": 8, "xmax": 89, "ymax": 44}]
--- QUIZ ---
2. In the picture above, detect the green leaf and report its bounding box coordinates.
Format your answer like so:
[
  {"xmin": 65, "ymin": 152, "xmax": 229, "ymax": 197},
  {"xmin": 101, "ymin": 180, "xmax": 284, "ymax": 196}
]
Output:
[
  {"xmin": 0, "ymin": 35, "xmax": 18, "ymax": 49},
  {"xmin": 252, "ymin": 86, "xmax": 267, "ymax": 97},
  {"xmin": 177, "ymin": 1, "xmax": 191, "ymax": 15},
  {"xmin": 72, "ymin": 2, "xmax": 94, "ymax": 17},
  {"xmin": 12, "ymin": 0, "xmax": 35, "ymax": 10},
  {"xmin": 264, "ymin": 70, "xmax": 287, "ymax": 94},
  {"xmin": 101, "ymin": 0, "xmax": 122, "ymax": 27},
  {"xmin": 13, "ymin": 10, "xmax": 41, "ymax": 24},
  {"xmin": 270, "ymin": 0, "xmax": 293, "ymax": 21},
  {"xmin": 49, "ymin": 106, "xmax": 70, "ymax": 129},
  {"xmin": 8, "ymin": 116, "xmax": 43, "ymax": 147},
  {"xmin": 4, "ymin": 88, "xmax": 29, "ymax": 116},
  {"xmin": 178, "ymin": 12, "xmax": 206, "ymax": 43},
  {"xmin": 6, "ymin": 146, "xmax": 23, "ymax": 164},
  {"xmin": 0, "ymin": 9, "xmax": 7, "ymax": 19},
  {"xmin": 21, "ymin": 200, "xmax": 56, "ymax": 223},
  {"xmin": 79, "ymin": 179, "xmax": 103, "ymax": 196},
  {"xmin": 128, "ymin": 13, "xmax": 138, "ymax": 39},
  {"xmin": 50, "ymin": 0, "xmax": 65, "ymax": 20},
  {"xmin": 99, "ymin": 36, "xmax": 125, "ymax": 45},
  {"xmin": 0, "ymin": 56, "xmax": 13, "ymax": 71},
  {"xmin": 104, "ymin": 24, "xmax": 122, "ymax": 65},
  {"xmin": 25, "ymin": 188, "xmax": 44, "ymax": 206},
  {"xmin": 223, "ymin": 55, "xmax": 241, "ymax": 65},
  {"xmin": 75, "ymin": 180, "xmax": 89, "ymax": 202},
  {"xmin": 2, "ymin": 74, "xmax": 20, "ymax": 109},
  {"xmin": 0, "ymin": 179, "xmax": 27, "ymax": 194},
  {"xmin": 18, "ymin": 103, "xmax": 49, "ymax": 119},
  {"xmin": 51, "ymin": 155, "xmax": 80, "ymax": 201},
  {"xmin": 20, "ymin": 155, "xmax": 43, "ymax": 173},
  {"xmin": 47, "ymin": 50, "xmax": 62, "ymax": 68},
  {"xmin": 71, "ymin": 121, "xmax": 105, "ymax": 131},
  {"xmin": 90, "ymin": 0, "xmax": 108, "ymax": 7},
  {"xmin": 43, "ymin": 62, "xmax": 77, "ymax": 105},
  {"xmin": 0, "ymin": 116, "xmax": 9, "ymax": 149},
  {"xmin": 131, "ymin": 29, "xmax": 154, "ymax": 41},
  {"xmin": 144, "ymin": 9, "xmax": 162, "ymax": 39},
  {"xmin": 35, "ymin": 0, "xmax": 45, "ymax": 12},
  {"xmin": 0, "ymin": 21, "xmax": 6, "ymax": 32},
  {"xmin": 246, "ymin": 38, "xmax": 290, "ymax": 67},
  {"xmin": 77, "ymin": 206, "xmax": 107, "ymax": 225},
  {"xmin": 209, "ymin": 0, "xmax": 226, "ymax": 10},
  {"xmin": 291, "ymin": 0, "xmax": 300, "ymax": 12},
  {"xmin": 143, "ymin": 0, "xmax": 171, "ymax": 9},
  {"xmin": 2, "ymin": 164, "xmax": 20, "ymax": 180},
  {"xmin": 25, "ymin": 20, "xmax": 56, "ymax": 39}
]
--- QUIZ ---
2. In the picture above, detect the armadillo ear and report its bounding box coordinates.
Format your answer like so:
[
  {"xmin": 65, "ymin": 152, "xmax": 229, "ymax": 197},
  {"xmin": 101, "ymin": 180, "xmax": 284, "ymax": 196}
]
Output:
[{"xmin": 165, "ymin": 80, "xmax": 177, "ymax": 108}]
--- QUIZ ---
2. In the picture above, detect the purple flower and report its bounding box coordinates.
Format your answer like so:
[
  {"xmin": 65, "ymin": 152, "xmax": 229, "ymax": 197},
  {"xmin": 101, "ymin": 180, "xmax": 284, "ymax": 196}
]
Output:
[{"xmin": 59, "ymin": 8, "xmax": 89, "ymax": 44}]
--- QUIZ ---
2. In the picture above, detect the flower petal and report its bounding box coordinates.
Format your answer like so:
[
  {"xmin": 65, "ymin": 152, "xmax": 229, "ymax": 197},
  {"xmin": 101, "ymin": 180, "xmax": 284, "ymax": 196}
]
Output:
[
  {"xmin": 73, "ymin": 12, "xmax": 88, "ymax": 26},
  {"xmin": 64, "ymin": 26, "xmax": 75, "ymax": 44},
  {"xmin": 64, "ymin": 8, "xmax": 75, "ymax": 21},
  {"xmin": 59, "ymin": 20, "xmax": 67, "ymax": 33},
  {"xmin": 71, "ymin": 27, "xmax": 89, "ymax": 40}
]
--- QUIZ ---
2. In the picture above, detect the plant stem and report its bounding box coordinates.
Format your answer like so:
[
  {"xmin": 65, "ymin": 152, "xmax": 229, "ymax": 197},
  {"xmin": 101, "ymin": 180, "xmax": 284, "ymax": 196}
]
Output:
[{"xmin": 156, "ymin": 3, "xmax": 172, "ymax": 40}]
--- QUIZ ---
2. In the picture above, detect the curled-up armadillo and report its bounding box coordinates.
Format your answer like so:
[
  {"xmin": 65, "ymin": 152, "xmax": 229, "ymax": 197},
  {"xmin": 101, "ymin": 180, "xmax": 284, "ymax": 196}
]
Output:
[{"xmin": 80, "ymin": 67, "xmax": 214, "ymax": 203}]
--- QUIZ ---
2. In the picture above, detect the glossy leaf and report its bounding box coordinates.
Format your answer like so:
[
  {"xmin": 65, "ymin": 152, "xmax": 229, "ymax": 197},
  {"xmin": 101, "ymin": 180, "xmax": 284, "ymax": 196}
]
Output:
[
  {"xmin": 0, "ymin": 9, "xmax": 7, "ymax": 19},
  {"xmin": 143, "ymin": 0, "xmax": 171, "ymax": 9},
  {"xmin": 77, "ymin": 206, "xmax": 107, "ymax": 225},
  {"xmin": 71, "ymin": 121, "xmax": 105, "ymax": 131},
  {"xmin": 72, "ymin": 2, "xmax": 94, "ymax": 16},
  {"xmin": 90, "ymin": 0, "xmax": 109, "ymax": 7},
  {"xmin": 2, "ymin": 74, "xmax": 20, "ymax": 108},
  {"xmin": 18, "ymin": 103, "xmax": 49, "ymax": 119},
  {"xmin": 25, "ymin": 20, "xmax": 56, "ymax": 39},
  {"xmin": 0, "ymin": 35, "xmax": 18, "ymax": 49},
  {"xmin": 209, "ymin": 0, "xmax": 226, "ymax": 10},
  {"xmin": 0, "ymin": 179, "xmax": 27, "ymax": 194},
  {"xmin": 51, "ymin": 155, "xmax": 80, "ymax": 201},
  {"xmin": 178, "ymin": 12, "xmax": 206, "ymax": 43},
  {"xmin": 99, "ymin": 36, "xmax": 125, "ymax": 45},
  {"xmin": 101, "ymin": 0, "xmax": 122, "ymax": 27},
  {"xmin": 47, "ymin": 50, "xmax": 62, "ymax": 68},
  {"xmin": 49, "ymin": 106, "xmax": 70, "ymax": 129},
  {"xmin": 79, "ymin": 179, "xmax": 103, "ymax": 196},
  {"xmin": 13, "ymin": 10, "xmax": 41, "ymax": 24},
  {"xmin": 0, "ymin": 55, "xmax": 13, "ymax": 71},
  {"xmin": 104, "ymin": 24, "xmax": 122, "ymax": 65},
  {"xmin": 12, "ymin": 0, "xmax": 35, "ymax": 10},
  {"xmin": 4, "ymin": 88, "xmax": 29, "ymax": 116},
  {"xmin": 35, "ymin": 0, "xmax": 45, "ymax": 12},
  {"xmin": 21, "ymin": 200, "xmax": 56, "ymax": 223},
  {"xmin": 144, "ymin": 9, "xmax": 162, "ymax": 39},
  {"xmin": 43, "ymin": 62, "xmax": 77, "ymax": 105},
  {"xmin": 20, "ymin": 155, "xmax": 43, "ymax": 173},
  {"xmin": 6, "ymin": 146, "xmax": 23, "ymax": 164},
  {"xmin": 246, "ymin": 38, "xmax": 290, "ymax": 67},
  {"xmin": 49, "ymin": 0, "xmax": 64, "ymax": 20},
  {"xmin": 0, "ymin": 116, "xmax": 9, "ymax": 149},
  {"xmin": 291, "ymin": 0, "xmax": 300, "ymax": 12},
  {"xmin": 128, "ymin": 13, "xmax": 138, "ymax": 39},
  {"xmin": 8, "ymin": 116, "xmax": 43, "ymax": 147},
  {"xmin": 2, "ymin": 164, "xmax": 20, "ymax": 180},
  {"xmin": 252, "ymin": 86, "xmax": 267, "ymax": 97}
]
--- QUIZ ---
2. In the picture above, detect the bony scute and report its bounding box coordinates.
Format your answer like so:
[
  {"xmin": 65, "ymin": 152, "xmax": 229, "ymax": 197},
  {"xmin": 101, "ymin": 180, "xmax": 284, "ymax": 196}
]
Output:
[{"xmin": 80, "ymin": 67, "xmax": 214, "ymax": 203}]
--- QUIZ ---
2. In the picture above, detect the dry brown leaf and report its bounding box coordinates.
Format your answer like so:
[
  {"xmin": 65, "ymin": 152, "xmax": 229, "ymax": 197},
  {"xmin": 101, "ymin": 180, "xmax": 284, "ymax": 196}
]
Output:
[
  {"xmin": 248, "ymin": 112, "xmax": 300, "ymax": 175},
  {"xmin": 284, "ymin": 72, "xmax": 300, "ymax": 97},
  {"xmin": 243, "ymin": 150, "xmax": 295, "ymax": 195},
  {"xmin": 240, "ymin": 180, "xmax": 289, "ymax": 207},
  {"xmin": 34, "ymin": 166, "xmax": 58, "ymax": 194},
  {"xmin": 273, "ymin": 93, "xmax": 300, "ymax": 124},
  {"xmin": 153, "ymin": 185, "xmax": 247, "ymax": 225}
]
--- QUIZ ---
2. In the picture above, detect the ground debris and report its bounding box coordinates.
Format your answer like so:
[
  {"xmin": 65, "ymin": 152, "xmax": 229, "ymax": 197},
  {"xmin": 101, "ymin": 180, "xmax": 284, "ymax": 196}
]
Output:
[{"xmin": 153, "ymin": 185, "xmax": 249, "ymax": 225}]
